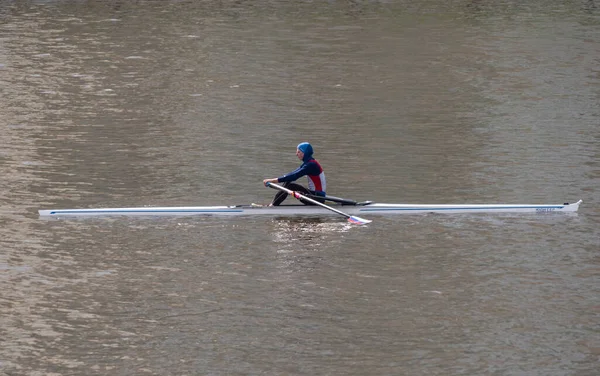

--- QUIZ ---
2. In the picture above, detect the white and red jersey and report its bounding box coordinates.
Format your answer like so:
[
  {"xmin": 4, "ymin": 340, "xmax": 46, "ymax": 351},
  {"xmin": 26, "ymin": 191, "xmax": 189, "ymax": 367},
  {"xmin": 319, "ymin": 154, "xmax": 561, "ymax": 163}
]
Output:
[
  {"xmin": 277, "ymin": 158, "xmax": 326, "ymax": 196},
  {"xmin": 305, "ymin": 159, "xmax": 326, "ymax": 195}
]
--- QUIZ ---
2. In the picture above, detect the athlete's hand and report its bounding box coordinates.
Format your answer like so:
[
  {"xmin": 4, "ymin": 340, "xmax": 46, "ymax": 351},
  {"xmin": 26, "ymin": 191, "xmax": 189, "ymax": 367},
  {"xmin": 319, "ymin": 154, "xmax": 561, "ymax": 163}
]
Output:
[{"xmin": 263, "ymin": 178, "xmax": 277, "ymax": 186}]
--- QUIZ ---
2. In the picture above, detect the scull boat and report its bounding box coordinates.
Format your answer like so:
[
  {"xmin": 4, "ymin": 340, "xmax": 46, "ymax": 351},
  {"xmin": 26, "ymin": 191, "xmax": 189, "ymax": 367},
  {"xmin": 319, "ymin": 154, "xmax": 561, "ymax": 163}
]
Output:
[{"xmin": 38, "ymin": 199, "xmax": 582, "ymax": 217}]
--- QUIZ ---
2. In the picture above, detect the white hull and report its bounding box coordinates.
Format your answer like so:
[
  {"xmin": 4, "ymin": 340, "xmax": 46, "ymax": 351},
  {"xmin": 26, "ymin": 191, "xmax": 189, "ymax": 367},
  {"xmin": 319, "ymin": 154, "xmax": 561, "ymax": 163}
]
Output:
[{"xmin": 39, "ymin": 200, "xmax": 582, "ymax": 217}]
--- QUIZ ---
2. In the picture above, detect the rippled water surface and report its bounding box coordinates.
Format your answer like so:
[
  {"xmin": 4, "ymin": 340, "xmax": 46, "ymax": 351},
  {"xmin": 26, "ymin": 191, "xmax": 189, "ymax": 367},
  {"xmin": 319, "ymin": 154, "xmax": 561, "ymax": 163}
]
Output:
[{"xmin": 1, "ymin": 1, "xmax": 599, "ymax": 375}]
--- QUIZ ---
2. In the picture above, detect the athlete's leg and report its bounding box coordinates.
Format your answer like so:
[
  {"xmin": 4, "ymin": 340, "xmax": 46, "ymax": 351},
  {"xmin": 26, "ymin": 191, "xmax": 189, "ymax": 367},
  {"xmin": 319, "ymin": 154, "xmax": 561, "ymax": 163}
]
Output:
[{"xmin": 270, "ymin": 182, "xmax": 312, "ymax": 206}]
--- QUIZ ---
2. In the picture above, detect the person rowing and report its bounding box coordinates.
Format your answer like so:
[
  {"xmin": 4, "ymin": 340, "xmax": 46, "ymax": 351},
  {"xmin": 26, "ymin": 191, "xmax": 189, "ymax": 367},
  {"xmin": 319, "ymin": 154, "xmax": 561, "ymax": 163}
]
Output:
[{"xmin": 263, "ymin": 142, "xmax": 326, "ymax": 206}]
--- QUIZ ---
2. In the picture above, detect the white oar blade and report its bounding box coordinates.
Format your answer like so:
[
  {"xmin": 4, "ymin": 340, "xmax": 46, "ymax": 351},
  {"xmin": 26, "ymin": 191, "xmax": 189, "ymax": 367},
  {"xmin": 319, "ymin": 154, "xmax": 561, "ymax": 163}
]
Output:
[{"xmin": 348, "ymin": 216, "xmax": 372, "ymax": 225}]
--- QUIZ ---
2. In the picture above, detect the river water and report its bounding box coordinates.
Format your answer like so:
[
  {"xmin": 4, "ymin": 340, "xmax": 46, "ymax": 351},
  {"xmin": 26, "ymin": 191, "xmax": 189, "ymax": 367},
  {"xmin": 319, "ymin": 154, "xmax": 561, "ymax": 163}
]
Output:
[{"xmin": 1, "ymin": 1, "xmax": 599, "ymax": 375}]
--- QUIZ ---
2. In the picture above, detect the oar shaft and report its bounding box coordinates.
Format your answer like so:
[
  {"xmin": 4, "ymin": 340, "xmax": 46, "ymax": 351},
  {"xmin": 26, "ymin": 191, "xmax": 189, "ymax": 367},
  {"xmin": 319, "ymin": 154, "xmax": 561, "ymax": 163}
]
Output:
[
  {"xmin": 267, "ymin": 183, "xmax": 349, "ymax": 217},
  {"xmin": 266, "ymin": 182, "xmax": 373, "ymax": 225}
]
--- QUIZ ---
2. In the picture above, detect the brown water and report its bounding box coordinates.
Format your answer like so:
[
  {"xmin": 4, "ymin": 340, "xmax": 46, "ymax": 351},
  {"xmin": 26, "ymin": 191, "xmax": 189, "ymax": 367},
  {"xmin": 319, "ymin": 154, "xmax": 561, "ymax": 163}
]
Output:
[{"xmin": 1, "ymin": 1, "xmax": 599, "ymax": 375}]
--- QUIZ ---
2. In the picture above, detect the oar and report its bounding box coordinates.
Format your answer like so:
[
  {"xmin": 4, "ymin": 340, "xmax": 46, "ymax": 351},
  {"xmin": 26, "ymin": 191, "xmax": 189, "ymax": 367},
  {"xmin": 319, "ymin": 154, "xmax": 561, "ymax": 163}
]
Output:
[{"xmin": 266, "ymin": 182, "xmax": 372, "ymax": 225}]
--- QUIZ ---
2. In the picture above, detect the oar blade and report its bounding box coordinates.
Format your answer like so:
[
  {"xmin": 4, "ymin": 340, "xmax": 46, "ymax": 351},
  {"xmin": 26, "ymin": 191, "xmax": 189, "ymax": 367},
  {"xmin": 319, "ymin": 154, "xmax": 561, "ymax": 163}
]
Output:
[{"xmin": 347, "ymin": 216, "xmax": 372, "ymax": 225}]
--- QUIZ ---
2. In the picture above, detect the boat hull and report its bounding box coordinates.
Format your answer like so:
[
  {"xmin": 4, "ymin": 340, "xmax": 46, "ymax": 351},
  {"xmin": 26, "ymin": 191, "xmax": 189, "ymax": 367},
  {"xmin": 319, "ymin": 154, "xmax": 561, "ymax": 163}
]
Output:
[{"xmin": 38, "ymin": 200, "xmax": 582, "ymax": 217}]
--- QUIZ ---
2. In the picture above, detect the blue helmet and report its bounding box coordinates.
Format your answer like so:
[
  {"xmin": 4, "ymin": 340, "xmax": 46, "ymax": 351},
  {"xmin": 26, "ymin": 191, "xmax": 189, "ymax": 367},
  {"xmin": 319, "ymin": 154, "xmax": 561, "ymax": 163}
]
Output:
[{"xmin": 297, "ymin": 142, "xmax": 314, "ymax": 162}]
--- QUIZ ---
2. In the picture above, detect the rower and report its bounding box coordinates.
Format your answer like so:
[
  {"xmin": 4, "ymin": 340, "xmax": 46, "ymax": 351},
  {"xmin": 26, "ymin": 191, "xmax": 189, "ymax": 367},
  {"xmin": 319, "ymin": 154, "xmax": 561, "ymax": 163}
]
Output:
[{"xmin": 263, "ymin": 142, "xmax": 326, "ymax": 206}]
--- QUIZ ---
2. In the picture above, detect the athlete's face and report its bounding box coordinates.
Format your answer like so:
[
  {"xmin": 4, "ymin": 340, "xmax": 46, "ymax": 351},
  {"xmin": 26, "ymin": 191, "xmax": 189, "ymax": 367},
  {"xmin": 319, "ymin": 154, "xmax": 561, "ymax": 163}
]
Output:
[{"xmin": 296, "ymin": 148, "xmax": 304, "ymax": 160}]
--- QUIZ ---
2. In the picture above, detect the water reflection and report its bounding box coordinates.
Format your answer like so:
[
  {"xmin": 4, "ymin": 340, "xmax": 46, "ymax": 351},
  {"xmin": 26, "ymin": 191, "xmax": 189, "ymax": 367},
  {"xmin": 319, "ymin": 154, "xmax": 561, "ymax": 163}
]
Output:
[{"xmin": 271, "ymin": 218, "xmax": 355, "ymax": 243}]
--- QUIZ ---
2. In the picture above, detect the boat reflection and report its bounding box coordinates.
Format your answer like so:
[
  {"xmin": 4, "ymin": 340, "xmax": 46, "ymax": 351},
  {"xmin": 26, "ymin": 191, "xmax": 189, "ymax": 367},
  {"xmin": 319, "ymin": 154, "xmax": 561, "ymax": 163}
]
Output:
[{"xmin": 271, "ymin": 217, "xmax": 353, "ymax": 241}]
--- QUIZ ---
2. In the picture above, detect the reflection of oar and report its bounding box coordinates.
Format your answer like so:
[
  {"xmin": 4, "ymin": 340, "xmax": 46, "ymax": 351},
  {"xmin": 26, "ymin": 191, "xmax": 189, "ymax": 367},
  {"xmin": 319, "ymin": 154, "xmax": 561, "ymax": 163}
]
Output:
[{"xmin": 266, "ymin": 182, "xmax": 372, "ymax": 225}]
